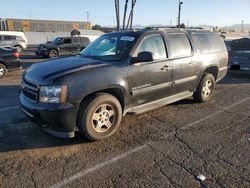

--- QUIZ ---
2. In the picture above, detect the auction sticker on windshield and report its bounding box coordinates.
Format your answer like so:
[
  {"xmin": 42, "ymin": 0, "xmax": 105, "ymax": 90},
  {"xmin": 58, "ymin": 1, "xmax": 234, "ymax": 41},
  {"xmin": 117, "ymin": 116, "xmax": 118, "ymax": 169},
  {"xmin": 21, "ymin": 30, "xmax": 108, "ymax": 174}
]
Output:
[{"xmin": 120, "ymin": 36, "xmax": 135, "ymax": 41}]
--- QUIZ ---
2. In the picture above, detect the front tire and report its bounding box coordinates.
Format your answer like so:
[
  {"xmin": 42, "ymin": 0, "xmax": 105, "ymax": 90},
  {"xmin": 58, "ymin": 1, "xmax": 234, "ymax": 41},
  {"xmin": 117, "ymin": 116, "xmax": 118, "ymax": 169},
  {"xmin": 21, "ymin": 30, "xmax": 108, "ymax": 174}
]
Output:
[
  {"xmin": 77, "ymin": 93, "xmax": 122, "ymax": 141},
  {"xmin": 0, "ymin": 63, "xmax": 7, "ymax": 78},
  {"xmin": 48, "ymin": 49, "xmax": 59, "ymax": 58},
  {"xmin": 194, "ymin": 73, "xmax": 215, "ymax": 103}
]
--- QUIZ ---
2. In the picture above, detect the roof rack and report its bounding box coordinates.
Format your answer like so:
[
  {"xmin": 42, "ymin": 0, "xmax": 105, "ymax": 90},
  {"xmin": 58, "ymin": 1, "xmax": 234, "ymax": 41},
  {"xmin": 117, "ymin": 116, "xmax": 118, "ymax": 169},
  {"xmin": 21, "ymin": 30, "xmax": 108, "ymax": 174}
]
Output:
[{"xmin": 143, "ymin": 26, "xmax": 209, "ymax": 31}]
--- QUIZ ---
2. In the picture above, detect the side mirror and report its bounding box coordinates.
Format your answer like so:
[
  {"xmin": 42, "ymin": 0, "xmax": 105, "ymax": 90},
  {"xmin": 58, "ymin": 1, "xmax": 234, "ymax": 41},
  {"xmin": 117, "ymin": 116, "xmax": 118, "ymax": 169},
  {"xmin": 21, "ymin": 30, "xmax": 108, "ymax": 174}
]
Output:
[{"xmin": 133, "ymin": 51, "xmax": 153, "ymax": 63}]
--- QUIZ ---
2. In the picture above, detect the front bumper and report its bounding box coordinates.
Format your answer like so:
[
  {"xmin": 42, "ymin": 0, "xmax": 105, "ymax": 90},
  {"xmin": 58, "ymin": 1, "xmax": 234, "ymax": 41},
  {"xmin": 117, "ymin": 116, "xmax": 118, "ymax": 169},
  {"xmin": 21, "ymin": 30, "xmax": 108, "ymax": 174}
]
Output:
[{"xmin": 20, "ymin": 92, "xmax": 79, "ymax": 138}]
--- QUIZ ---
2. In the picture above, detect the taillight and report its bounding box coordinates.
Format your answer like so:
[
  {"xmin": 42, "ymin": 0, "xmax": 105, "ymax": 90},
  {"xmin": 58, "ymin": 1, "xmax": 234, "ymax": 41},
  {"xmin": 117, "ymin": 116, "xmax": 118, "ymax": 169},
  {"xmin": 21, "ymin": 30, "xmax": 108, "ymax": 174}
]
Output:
[
  {"xmin": 225, "ymin": 51, "xmax": 229, "ymax": 65},
  {"xmin": 12, "ymin": 52, "xmax": 20, "ymax": 58}
]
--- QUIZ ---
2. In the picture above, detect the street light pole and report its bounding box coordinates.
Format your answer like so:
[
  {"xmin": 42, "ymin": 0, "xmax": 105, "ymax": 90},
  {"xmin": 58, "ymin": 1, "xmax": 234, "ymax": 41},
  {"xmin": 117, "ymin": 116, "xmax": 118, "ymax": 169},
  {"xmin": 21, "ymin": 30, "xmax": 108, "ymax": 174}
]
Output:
[
  {"xmin": 178, "ymin": 0, "xmax": 183, "ymax": 28},
  {"xmin": 86, "ymin": 11, "xmax": 90, "ymax": 22}
]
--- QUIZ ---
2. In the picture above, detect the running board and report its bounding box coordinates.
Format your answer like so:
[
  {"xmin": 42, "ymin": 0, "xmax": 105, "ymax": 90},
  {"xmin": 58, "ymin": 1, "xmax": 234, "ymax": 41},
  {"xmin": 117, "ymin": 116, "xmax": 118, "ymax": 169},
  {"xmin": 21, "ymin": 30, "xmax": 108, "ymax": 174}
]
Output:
[{"xmin": 127, "ymin": 91, "xmax": 194, "ymax": 115}]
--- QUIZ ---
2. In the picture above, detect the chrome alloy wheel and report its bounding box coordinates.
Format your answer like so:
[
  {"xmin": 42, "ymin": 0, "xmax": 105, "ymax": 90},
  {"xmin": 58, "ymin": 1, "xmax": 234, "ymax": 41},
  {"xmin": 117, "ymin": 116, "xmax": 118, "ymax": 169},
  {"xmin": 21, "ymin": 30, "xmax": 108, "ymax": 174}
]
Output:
[
  {"xmin": 202, "ymin": 79, "xmax": 213, "ymax": 98},
  {"xmin": 0, "ymin": 66, "xmax": 5, "ymax": 77},
  {"xmin": 91, "ymin": 104, "xmax": 115, "ymax": 133},
  {"xmin": 49, "ymin": 50, "xmax": 58, "ymax": 58}
]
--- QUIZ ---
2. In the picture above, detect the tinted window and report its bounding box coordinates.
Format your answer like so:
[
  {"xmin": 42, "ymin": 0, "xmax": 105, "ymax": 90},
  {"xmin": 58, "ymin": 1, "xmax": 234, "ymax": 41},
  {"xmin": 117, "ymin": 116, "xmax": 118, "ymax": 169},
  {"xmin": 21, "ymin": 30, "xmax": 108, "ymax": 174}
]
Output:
[
  {"xmin": 80, "ymin": 37, "xmax": 90, "ymax": 46},
  {"xmin": 72, "ymin": 37, "xmax": 80, "ymax": 44},
  {"xmin": 51, "ymin": 37, "xmax": 63, "ymax": 44},
  {"xmin": 192, "ymin": 33, "xmax": 226, "ymax": 53},
  {"xmin": 167, "ymin": 33, "xmax": 192, "ymax": 58},
  {"xmin": 3, "ymin": 35, "xmax": 16, "ymax": 41},
  {"xmin": 136, "ymin": 34, "xmax": 167, "ymax": 60},
  {"xmin": 63, "ymin": 38, "xmax": 71, "ymax": 44}
]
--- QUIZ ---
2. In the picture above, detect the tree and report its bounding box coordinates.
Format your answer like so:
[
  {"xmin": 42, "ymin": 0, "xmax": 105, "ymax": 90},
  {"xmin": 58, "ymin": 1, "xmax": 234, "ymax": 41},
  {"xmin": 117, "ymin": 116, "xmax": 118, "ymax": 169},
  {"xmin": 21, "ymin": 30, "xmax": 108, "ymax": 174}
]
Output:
[{"xmin": 92, "ymin": 24, "xmax": 102, "ymax": 30}]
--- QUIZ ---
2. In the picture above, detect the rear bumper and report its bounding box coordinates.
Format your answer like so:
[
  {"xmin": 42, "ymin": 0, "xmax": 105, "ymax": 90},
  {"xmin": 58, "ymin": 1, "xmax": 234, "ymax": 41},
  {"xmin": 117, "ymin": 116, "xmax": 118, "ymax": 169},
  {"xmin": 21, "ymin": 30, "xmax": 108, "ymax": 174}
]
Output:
[
  {"xmin": 20, "ymin": 92, "xmax": 79, "ymax": 138},
  {"xmin": 216, "ymin": 67, "xmax": 228, "ymax": 82}
]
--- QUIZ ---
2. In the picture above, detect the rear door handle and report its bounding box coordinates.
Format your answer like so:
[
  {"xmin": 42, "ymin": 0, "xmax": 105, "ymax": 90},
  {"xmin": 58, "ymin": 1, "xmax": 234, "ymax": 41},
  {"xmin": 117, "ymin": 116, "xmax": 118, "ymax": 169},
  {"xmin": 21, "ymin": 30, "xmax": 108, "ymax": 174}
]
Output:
[{"xmin": 161, "ymin": 65, "xmax": 170, "ymax": 71}]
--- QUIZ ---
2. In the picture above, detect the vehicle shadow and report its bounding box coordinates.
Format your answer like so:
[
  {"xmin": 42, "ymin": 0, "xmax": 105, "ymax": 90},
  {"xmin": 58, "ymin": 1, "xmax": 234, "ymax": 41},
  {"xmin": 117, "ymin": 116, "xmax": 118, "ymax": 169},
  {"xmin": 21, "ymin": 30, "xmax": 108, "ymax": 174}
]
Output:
[
  {"xmin": 0, "ymin": 85, "xmax": 92, "ymax": 153},
  {"xmin": 218, "ymin": 71, "xmax": 250, "ymax": 84}
]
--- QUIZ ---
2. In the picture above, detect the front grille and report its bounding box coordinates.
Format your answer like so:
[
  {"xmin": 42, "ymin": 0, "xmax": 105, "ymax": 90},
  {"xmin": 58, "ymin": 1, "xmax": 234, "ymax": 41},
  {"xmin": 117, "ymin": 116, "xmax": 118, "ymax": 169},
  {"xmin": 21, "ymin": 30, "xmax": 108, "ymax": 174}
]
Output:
[{"xmin": 21, "ymin": 79, "xmax": 39, "ymax": 103}]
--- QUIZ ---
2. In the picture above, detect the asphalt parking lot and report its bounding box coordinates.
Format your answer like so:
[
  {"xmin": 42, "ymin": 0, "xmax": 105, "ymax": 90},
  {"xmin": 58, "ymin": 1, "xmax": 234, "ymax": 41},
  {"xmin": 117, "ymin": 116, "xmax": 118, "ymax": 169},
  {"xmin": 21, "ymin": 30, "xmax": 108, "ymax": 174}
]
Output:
[{"xmin": 0, "ymin": 49, "xmax": 250, "ymax": 188}]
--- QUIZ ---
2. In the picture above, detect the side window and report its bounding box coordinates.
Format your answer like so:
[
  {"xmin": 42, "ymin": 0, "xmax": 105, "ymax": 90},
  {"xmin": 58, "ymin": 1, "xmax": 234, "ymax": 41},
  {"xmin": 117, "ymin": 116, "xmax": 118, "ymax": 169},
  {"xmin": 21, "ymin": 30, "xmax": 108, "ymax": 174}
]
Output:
[
  {"xmin": 72, "ymin": 37, "xmax": 80, "ymax": 44},
  {"xmin": 192, "ymin": 33, "xmax": 226, "ymax": 53},
  {"xmin": 136, "ymin": 34, "xmax": 167, "ymax": 60},
  {"xmin": 167, "ymin": 33, "xmax": 192, "ymax": 58},
  {"xmin": 3, "ymin": 35, "xmax": 16, "ymax": 41},
  {"xmin": 63, "ymin": 38, "xmax": 72, "ymax": 44}
]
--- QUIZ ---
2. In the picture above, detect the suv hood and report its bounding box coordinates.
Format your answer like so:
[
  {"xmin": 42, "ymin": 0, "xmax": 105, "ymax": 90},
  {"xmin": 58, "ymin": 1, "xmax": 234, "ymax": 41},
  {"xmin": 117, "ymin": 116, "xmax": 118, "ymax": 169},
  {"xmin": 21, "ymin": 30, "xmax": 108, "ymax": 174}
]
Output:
[{"xmin": 24, "ymin": 56, "xmax": 109, "ymax": 84}]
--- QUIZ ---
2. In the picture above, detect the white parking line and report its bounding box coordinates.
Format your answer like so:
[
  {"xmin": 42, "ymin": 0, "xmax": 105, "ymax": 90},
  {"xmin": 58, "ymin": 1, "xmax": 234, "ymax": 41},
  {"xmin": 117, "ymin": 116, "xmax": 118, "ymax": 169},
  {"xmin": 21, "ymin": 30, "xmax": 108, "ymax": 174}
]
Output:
[
  {"xmin": 0, "ymin": 106, "xmax": 19, "ymax": 112},
  {"xmin": 181, "ymin": 96, "xmax": 250, "ymax": 130},
  {"xmin": 49, "ymin": 145, "xmax": 148, "ymax": 188},
  {"xmin": 50, "ymin": 96, "xmax": 250, "ymax": 187}
]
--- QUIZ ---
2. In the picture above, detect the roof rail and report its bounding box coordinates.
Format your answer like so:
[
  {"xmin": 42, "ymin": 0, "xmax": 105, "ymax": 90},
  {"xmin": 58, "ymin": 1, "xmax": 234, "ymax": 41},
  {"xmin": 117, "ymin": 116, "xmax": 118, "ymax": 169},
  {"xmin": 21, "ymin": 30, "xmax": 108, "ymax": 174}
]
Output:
[{"xmin": 142, "ymin": 26, "xmax": 210, "ymax": 31}]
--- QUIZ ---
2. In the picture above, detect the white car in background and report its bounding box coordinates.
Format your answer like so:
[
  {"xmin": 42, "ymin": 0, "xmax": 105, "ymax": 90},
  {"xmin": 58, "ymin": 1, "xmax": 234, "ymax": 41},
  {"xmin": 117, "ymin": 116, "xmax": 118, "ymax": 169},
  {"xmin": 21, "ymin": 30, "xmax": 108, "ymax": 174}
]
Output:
[{"xmin": 0, "ymin": 31, "xmax": 28, "ymax": 51}]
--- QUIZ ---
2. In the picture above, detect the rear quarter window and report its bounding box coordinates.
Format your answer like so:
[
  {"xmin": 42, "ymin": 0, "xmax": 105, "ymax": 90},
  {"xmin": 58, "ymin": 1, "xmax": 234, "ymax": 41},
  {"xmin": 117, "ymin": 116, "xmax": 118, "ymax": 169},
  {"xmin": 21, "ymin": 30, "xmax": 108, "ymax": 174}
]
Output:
[
  {"xmin": 167, "ymin": 33, "xmax": 192, "ymax": 59},
  {"xmin": 191, "ymin": 33, "xmax": 226, "ymax": 53},
  {"xmin": 3, "ymin": 35, "xmax": 16, "ymax": 40}
]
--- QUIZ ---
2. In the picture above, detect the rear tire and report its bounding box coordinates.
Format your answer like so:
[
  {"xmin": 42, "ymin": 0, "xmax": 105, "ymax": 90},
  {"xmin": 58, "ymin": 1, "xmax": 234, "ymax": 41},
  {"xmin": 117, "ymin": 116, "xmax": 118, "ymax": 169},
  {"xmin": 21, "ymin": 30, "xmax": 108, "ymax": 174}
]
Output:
[
  {"xmin": 77, "ymin": 93, "xmax": 122, "ymax": 141},
  {"xmin": 0, "ymin": 63, "xmax": 7, "ymax": 78},
  {"xmin": 15, "ymin": 45, "xmax": 23, "ymax": 52},
  {"xmin": 194, "ymin": 73, "xmax": 215, "ymax": 103}
]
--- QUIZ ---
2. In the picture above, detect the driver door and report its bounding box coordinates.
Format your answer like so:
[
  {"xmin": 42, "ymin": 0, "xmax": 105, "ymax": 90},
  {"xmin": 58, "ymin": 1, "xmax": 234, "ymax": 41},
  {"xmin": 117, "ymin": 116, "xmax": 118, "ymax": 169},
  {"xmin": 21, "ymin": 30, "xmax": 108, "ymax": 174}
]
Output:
[{"xmin": 128, "ymin": 33, "xmax": 173, "ymax": 106}]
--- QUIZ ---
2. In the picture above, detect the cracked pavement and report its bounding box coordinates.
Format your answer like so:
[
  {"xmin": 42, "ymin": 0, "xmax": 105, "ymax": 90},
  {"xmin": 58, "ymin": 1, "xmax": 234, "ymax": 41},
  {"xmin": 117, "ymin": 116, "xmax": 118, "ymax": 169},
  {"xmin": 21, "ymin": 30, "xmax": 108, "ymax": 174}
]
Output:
[{"xmin": 0, "ymin": 49, "xmax": 250, "ymax": 188}]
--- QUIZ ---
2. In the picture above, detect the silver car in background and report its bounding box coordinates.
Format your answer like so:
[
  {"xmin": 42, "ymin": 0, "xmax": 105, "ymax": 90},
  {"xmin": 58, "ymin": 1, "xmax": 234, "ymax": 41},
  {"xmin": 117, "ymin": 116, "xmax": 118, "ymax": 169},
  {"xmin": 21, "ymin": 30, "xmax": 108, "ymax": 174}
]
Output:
[{"xmin": 0, "ymin": 34, "xmax": 27, "ymax": 52}]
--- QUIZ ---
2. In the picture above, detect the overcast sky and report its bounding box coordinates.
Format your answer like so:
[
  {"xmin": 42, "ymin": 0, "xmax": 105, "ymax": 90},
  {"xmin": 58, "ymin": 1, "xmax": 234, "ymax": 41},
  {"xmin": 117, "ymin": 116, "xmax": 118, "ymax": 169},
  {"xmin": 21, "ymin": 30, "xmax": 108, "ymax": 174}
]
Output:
[{"xmin": 1, "ymin": 0, "xmax": 249, "ymax": 26}]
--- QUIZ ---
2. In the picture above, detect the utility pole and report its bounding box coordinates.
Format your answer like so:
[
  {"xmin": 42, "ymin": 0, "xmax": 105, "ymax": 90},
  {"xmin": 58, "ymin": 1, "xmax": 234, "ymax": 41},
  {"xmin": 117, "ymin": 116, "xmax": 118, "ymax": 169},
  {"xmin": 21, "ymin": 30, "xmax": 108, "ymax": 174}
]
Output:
[
  {"xmin": 241, "ymin": 20, "xmax": 244, "ymax": 33},
  {"xmin": 126, "ymin": 0, "xmax": 137, "ymax": 30},
  {"xmin": 86, "ymin": 11, "xmax": 90, "ymax": 22},
  {"xmin": 28, "ymin": 11, "xmax": 31, "ymax": 20},
  {"xmin": 114, "ymin": 0, "xmax": 120, "ymax": 31},
  {"xmin": 177, "ymin": 0, "xmax": 183, "ymax": 28},
  {"xmin": 122, "ymin": 0, "xmax": 129, "ymax": 30}
]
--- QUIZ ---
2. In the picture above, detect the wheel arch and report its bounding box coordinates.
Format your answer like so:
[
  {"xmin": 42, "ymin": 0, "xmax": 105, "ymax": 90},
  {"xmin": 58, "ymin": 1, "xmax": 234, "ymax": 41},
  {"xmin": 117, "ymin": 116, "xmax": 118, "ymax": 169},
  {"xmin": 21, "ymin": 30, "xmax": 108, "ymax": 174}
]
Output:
[
  {"xmin": 0, "ymin": 61, "xmax": 8, "ymax": 69},
  {"xmin": 78, "ymin": 87, "xmax": 126, "ymax": 113},
  {"xmin": 203, "ymin": 66, "xmax": 219, "ymax": 81}
]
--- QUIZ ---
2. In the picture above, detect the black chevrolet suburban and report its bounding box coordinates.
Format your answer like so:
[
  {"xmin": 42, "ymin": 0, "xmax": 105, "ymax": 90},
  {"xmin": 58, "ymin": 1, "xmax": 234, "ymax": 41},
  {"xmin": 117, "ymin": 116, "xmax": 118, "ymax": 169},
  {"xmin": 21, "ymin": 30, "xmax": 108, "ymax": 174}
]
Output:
[
  {"xmin": 36, "ymin": 36, "xmax": 90, "ymax": 58},
  {"xmin": 20, "ymin": 28, "xmax": 228, "ymax": 140}
]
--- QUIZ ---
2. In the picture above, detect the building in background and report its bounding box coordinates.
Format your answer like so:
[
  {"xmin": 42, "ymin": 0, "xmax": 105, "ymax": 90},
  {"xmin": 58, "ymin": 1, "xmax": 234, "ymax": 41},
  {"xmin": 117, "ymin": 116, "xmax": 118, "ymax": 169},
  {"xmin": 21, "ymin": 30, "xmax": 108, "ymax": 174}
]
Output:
[{"xmin": 0, "ymin": 18, "xmax": 91, "ymax": 32}]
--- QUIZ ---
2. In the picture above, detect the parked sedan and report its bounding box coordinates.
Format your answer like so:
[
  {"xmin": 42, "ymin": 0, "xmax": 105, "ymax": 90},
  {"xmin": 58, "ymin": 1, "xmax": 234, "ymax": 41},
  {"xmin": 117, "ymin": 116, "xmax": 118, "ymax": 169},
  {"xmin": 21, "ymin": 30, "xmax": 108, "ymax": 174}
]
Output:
[{"xmin": 0, "ymin": 47, "xmax": 21, "ymax": 78}]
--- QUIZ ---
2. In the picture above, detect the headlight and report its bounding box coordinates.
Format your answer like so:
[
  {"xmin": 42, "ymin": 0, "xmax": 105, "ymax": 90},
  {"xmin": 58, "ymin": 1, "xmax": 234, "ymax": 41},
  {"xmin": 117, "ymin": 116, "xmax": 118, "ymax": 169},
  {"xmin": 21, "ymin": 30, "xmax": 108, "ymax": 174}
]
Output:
[{"xmin": 39, "ymin": 86, "xmax": 67, "ymax": 103}]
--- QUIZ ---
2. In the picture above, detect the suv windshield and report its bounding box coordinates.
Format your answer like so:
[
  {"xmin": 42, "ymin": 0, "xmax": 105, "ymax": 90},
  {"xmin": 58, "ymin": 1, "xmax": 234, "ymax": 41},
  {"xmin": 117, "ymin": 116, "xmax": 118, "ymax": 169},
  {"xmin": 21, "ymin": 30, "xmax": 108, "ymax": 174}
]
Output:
[
  {"xmin": 80, "ymin": 34, "xmax": 136, "ymax": 61},
  {"xmin": 51, "ymin": 37, "xmax": 63, "ymax": 45}
]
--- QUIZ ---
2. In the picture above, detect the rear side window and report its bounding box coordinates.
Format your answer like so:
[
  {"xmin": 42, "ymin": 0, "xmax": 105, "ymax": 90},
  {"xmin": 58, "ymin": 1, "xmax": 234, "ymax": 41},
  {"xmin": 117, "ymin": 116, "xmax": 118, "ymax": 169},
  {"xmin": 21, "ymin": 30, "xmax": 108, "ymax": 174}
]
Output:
[
  {"xmin": 192, "ymin": 33, "xmax": 226, "ymax": 53},
  {"xmin": 72, "ymin": 37, "xmax": 80, "ymax": 44},
  {"xmin": 63, "ymin": 38, "xmax": 72, "ymax": 44},
  {"xmin": 136, "ymin": 34, "xmax": 167, "ymax": 60},
  {"xmin": 167, "ymin": 33, "xmax": 192, "ymax": 59},
  {"xmin": 3, "ymin": 35, "xmax": 16, "ymax": 41}
]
